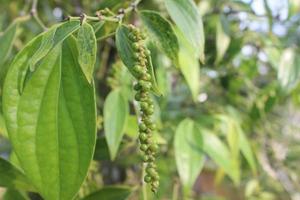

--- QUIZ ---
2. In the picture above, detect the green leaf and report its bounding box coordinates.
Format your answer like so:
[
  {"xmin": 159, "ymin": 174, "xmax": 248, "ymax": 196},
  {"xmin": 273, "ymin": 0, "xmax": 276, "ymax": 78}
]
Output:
[
  {"xmin": 139, "ymin": 10, "xmax": 179, "ymax": 66},
  {"xmin": 124, "ymin": 115, "xmax": 139, "ymax": 139},
  {"xmin": 0, "ymin": 157, "xmax": 34, "ymax": 191},
  {"xmin": 202, "ymin": 131, "xmax": 240, "ymax": 184},
  {"xmin": 0, "ymin": 113, "xmax": 8, "ymax": 137},
  {"xmin": 174, "ymin": 119, "xmax": 205, "ymax": 189},
  {"xmin": 3, "ymin": 35, "xmax": 96, "ymax": 200},
  {"xmin": 82, "ymin": 186, "xmax": 132, "ymax": 200},
  {"xmin": 238, "ymin": 129, "xmax": 257, "ymax": 174},
  {"xmin": 115, "ymin": 25, "xmax": 162, "ymax": 96},
  {"xmin": 215, "ymin": 15, "xmax": 231, "ymax": 64},
  {"xmin": 17, "ymin": 20, "xmax": 81, "ymax": 94},
  {"xmin": 93, "ymin": 137, "xmax": 110, "ymax": 161},
  {"xmin": 0, "ymin": 22, "xmax": 18, "ymax": 65},
  {"xmin": 77, "ymin": 22, "xmax": 97, "ymax": 83},
  {"xmin": 278, "ymin": 48, "xmax": 300, "ymax": 90},
  {"xmin": 104, "ymin": 89, "xmax": 128, "ymax": 160},
  {"xmin": 28, "ymin": 26, "xmax": 57, "ymax": 71},
  {"xmin": 165, "ymin": 0, "xmax": 205, "ymax": 62},
  {"xmin": 178, "ymin": 46, "xmax": 200, "ymax": 101},
  {"xmin": 3, "ymin": 189, "xmax": 29, "ymax": 200}
]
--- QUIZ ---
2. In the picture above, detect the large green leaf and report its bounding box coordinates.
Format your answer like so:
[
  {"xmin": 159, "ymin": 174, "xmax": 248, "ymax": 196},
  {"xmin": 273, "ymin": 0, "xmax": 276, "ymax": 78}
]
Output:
[
  {"xmin": 215, "ymin": 15, "xmax": 231, "ymax": 64},
  {"xmin": 115, "ymin": 25, "xmax": 161, "ymax": 96},
  {"xmin": 0, "ymin": 21, "xmax": 18, "ymax": 66},
  {"xmin": 82, "ymin": 186, "xmax": 132, "ymax": 200},
  {"xmin": 165, "ymin": 0, "xmax": 205, "ymax": 62},
  {"xmin": 18, "ymin": 20, "xmax": 81, "ymax": 93},
  {"xmin": 104, "ymin": 89, "xmax": 128, "ymax": 160},
  {"xmin": 174, "ymin": 119, "xmax": 204, "ymax": 189},
  {"xmin": 0, "ymin": 157, "xmax": 33, "ymax": 191},
  {"xmin": 202, "ymin": 131, "xmax": 240, "ymax": 184},
  {"xmin": 77, "ymin": 22, "xmax": 97, "ymax": 83},
  {"xmin": 3, "ymin": 34, "xmax": 96, "ymax": 200},
  {"xmin": 139, "ymin": 10, "xmax": 179, "ymax": 66}
]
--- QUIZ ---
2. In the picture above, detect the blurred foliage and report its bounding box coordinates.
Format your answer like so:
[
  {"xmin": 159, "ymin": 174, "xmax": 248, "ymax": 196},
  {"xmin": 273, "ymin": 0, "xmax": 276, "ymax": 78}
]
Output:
[{"xmin": 0, "ymin": 0, "xmax": 300, "ymax": 200}]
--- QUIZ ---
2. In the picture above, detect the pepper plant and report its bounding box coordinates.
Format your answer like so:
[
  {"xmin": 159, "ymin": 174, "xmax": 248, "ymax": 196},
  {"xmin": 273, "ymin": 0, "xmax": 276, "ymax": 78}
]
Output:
[{"xmin": 0, "ymin": 0, "xmax": 300, "ymax": 200}]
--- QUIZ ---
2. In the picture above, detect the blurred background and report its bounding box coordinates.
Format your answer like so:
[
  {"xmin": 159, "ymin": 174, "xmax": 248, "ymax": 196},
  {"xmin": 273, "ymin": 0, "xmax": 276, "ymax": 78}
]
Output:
[{"xmin": 0, "ymin": 0, "xmax": 300, "ymax": 199}]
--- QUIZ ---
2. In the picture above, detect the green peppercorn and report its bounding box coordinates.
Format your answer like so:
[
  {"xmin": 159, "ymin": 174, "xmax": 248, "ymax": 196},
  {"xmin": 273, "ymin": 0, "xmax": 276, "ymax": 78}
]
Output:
[
  {"xmin": 151, "ymin": 181, "xmax": 159, "ymax": 188},
  {"xmin": 139, "ymin": 123, "xmax": 147, "ymax": 131},
  {"xmin": 139, "ymin": 133, "xmax": 148, "ymax": 142},
  {"xmin": 142, "ymin": 154, "xmax": 149, "ymax": 162},
  {"xmin": 146, "ymin": 167, "xmax": 156, "ymax": 175},
  {"xmin": 144, "ymin": 175, "xmax": 152, "ymax": 183},
  {"xmin": 148, "ymin": 144, "xmax": 159, "ymax": 153},
  {"xmin": 132, "ymin": 42, "xmax": 139, "ymax": 50},
  {"xmin": 140, "ymin": 144, "xmax": 148, "ymax": 151},
  {"xmin": 142, "ymin": 74, "xmax": 151, "ymax": 81},
  {"xmin": 145, "ymin": 108, "xmax": 154, "ymax": 115},
  {"xmin": 148, "ymin": 123, "xmax": 156, "ymax": 130},
  {"xmin": 135, "ymin": 93, "xmax": 141, "ymax": 101},
  {"xmin": 133, "ymin": 65, "xmax": 142, "ymax": 73},
  {"xmin": 148, "ymin": 163, "xmax": 157, "ymax": 168},
  {"xmin": 140, "ymin": 102, "xmax": 148, "ymax": 110}
]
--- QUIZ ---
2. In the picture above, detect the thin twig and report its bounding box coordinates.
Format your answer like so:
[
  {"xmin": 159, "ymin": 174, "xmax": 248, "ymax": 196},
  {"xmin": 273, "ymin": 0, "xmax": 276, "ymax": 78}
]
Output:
[{"xmin": 30, "ymin": 0, "xmax": 47, "ymax": 30}]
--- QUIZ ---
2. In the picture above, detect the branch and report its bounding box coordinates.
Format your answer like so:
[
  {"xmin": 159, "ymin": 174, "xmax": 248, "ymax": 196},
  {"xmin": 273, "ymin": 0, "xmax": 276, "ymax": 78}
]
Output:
[
  {"xmin": 68, "ymin": 0, "xmax": 143, "ymax": 23},
  {"xmin": 30, "ymin": 0, "xmax": 47, "ymax": 30}
]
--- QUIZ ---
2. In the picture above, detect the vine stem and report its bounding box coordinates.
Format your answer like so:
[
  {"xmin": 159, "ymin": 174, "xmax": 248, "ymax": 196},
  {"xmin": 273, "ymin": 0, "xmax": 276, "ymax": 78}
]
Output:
[
  {"xmin": 142, "ymin": 163, "xmax": 148, "ymax": 200},
  {"xmin": 68, "ymin": 0, "xmax": 143, "ymax": 23}
]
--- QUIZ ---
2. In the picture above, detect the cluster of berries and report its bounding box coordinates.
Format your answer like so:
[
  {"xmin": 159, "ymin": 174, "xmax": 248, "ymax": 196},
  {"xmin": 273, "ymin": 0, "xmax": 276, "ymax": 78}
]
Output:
[{"xmin": 128, "ymin": 24, "xmax": 160, "ymax": 193}]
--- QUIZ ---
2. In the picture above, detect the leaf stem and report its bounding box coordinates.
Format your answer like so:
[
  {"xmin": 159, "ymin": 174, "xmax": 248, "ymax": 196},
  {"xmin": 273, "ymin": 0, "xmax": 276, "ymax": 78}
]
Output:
[{"xmin": 68, "ymin": 0, "xmax": 143, "ymax": 24}]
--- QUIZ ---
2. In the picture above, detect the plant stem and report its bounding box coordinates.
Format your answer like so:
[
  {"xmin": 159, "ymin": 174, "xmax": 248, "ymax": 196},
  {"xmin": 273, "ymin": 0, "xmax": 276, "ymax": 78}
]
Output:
[
  {"xmin": 142, "ymin": 163, "xmax": 148, "ymax": 200},
  {"xmin": 69, "ymin": 0, "xmax": 143, "ymax": 23},
  {"xmin": 30, "ymin": 0, "xmax": 47, "ymax": 30}
]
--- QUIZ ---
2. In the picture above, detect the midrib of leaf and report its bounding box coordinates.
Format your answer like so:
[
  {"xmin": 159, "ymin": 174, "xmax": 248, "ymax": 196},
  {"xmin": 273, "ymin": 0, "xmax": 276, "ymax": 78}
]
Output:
[
  {"xmin": 59, "ymin": 39, "xmax": 91, "ymax": 197},
  {"xmin": 35, "ymin": 61, "xmax": 61, "ymax": 198}
]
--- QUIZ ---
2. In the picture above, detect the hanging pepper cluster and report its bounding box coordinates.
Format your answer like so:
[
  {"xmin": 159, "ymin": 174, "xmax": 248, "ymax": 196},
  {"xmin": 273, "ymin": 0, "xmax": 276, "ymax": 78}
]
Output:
[{"xmin": 127, "ymin": 24, "xmax": 160, "ymax": 193}]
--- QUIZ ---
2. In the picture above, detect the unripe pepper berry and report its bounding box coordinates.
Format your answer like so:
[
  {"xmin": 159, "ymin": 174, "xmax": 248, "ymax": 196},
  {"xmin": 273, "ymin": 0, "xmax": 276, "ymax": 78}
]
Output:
[{"xmin": 128, "ymin": 24, "xmax": 159, "ymax": 193}]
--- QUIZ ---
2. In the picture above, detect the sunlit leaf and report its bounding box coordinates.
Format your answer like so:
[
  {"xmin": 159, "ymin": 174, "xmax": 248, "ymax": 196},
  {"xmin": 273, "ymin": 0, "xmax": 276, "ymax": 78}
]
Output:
[
  {"xmin": 165, "ymin": 0, "xmax": 205, "ymax": 62},
  {"xmin": 104, "ymin": 89, "xmax": 128, "ymax": 160},
  {"xmin": 174, "ymin": 119, "xmax": 205, "ymax": 189},
  {"xmin": 216, "ymin": 15, "xmax": 231, "ymax": 64},
  {"xmin": 202, "ymin": 130, "xmax": 240, "ymax": 184},
  {"xmin": 278, "ymin": 48, "xmax": 300, "ymax": 90}
]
